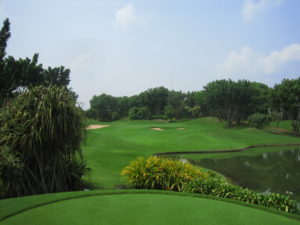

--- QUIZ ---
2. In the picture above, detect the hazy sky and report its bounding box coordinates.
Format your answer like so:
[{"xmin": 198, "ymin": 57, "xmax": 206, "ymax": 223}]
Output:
[{"xmin": 1, "ymin": 0, "xmax": 300, "ymax": 109}]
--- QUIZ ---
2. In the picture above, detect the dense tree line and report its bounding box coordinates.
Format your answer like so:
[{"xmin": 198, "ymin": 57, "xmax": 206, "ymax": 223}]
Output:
[
  {"xmin": 87, "ymin": 80, "xmax": 270, "ymax": 124},
  {"xmin": 203, "ymin": 79, "xmax": 270, "ymax": 127},
  {"xmin": 271, "ymin": 78, "xmax": 300, "ymax": 134},
  {"xmin": 87, "ymin": 78, "xmax": 300, "ymax": 134},
  {"xmin": 87, "ymin": 87, "xmax": 204, "ymax": 122}
]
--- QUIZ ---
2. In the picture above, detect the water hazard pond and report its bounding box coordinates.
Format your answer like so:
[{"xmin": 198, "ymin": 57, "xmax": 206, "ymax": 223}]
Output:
[{"xmin": 179, "ymin": 148, "xmax": 300, "ymax": 204}]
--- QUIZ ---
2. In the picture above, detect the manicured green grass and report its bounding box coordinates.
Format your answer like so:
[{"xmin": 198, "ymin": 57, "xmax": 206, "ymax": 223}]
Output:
[
  {"xmin": 177, "ymin": 145, "xmax": 298, "ymax": 161},
  {"xmin": 1, "ymin": 190, "xmax": 300, "ymax": 225},
  {"xmin": 83, "ymin": 117, "xmax": 300, "ymax": 188},
  {"xmin": 270, "ymin": 120, "xmax": 293, "ymax": 131},
  {"xmin": 1, "ymin": 118, "xmax": 300, "ymax": 225}
]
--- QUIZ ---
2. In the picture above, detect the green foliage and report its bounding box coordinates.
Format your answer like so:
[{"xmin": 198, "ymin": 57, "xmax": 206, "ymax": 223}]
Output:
[
  {"xmin": 271, "ymin": 78, "xmax": 300, "ymax": 134},
  {"xmin": 164, "ymin": 104, "xmax": 176, "ymax": 122},
  {"xmin": 121, "ymin": 156, "xmax": 208, "ymax": 191},
  {"xmin": 0, "ymin": 146, "xmax": 23, "ymax": 197},
  {"xmin": 0, "ymin": 19, "xmax": 71, "ymax": 106},
  {"xmin": 270, "ymin": 111, "xmax": 283, "ymax": 128},
  {"xmin": 184, "ymin": 177, "xmax": 298, "ymax": 214},
  {"xmin": 89, "ymin": 94, "xmax": 117, "ymax": 121},
  {"xmin": 139, "ymin": 86, "xmax": 169, "ymax": 115},
  {"xmin": 128, "ymin": 106, "xmax": 150, "ymax": 120},
  {"xmin": 0, "ymin": 86, "xmax": 89, "ymax": 197},
  {"xmin": 87, "ymin": 87, "xmax": 194, "ymax": 121},
  {"xmin": 112, "ymin": 112, "xmax": 120, "ymax": 121},
  {"xmin": 204, "ymin": 79, "xmax": 269, "ymax": 127},
  {"xmin": 185, "ymin": 105, "xmax": 201, "ymax": 118},
  {"xmin": 167, "ymin": 90, "xmax": 187, "ymax": 118},
  {"xmin": 248, "ymin": 113, "xmax": 271, "ymax": 129},
  {"xmin": 0, "ymin": 18, "xmax": 10, "ymax": 60}
]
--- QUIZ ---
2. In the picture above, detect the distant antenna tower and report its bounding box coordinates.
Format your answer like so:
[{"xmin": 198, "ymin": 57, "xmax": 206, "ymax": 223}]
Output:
[{"xmin": 170, "ymin": 73, "xmax": 173, "ymax": 90}]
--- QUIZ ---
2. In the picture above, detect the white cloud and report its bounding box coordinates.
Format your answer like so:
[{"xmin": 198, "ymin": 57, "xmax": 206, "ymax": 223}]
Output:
[
  {"xmin": 113, "ymin": 3, "xmax": 144, "ymax": 30},
  {"xmin": 242, "ymin": 0, "xmax": 282, "ymax": 21},
  {"xmin": 217, "ymin": 44, "xmax": 300, "ymax": 75}
]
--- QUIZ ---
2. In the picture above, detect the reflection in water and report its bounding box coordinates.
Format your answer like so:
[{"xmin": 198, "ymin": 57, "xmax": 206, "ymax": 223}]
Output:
[{"xmin": 190, "ymin": 148, "xmax": 300, "ymax": 204}]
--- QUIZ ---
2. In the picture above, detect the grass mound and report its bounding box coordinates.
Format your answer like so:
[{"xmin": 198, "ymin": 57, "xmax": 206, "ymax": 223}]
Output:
[{"xmin": 1, "ymin": 190, "xmax": 300, "ymax": 225}]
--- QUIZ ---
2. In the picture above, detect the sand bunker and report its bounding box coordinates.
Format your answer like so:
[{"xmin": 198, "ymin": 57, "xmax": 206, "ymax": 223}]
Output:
[
  {"xmin": 151, "ymin": 127, "xmax": 186, "ymax": 131},
  {"xmin": 86, "ymin": 125, "xmax": 110, "ymax": 130},
  {"xmin": 151, "ymin": 128, "xmax": 163, "ymax": 131}
]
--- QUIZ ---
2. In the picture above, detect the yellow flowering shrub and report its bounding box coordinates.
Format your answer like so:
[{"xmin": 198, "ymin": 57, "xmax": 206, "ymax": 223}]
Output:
[{"xmin": 121, "ymin": 156, "xmax": 208, "ymax": 191}]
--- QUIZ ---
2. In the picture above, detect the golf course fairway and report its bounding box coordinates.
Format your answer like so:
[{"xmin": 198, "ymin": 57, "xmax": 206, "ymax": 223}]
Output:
[
  {"xmin": 83, "ymin": 118, "xmax": 300, "ymax": 189},
  {"xmin": 1, "ymin": 190, "xmax": 300, "ymax": 225}
]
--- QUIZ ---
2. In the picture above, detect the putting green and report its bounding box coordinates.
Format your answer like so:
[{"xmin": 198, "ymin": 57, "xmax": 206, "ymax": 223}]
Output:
[{"xmin": 1, "ymin": 191, "xmax": 299, "ymax": 225}]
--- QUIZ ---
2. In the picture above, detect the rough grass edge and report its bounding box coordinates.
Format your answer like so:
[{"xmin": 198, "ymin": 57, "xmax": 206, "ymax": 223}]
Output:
[{"xmin": 1, "ymin": 189, "xmax": 300, "ymax": 222}]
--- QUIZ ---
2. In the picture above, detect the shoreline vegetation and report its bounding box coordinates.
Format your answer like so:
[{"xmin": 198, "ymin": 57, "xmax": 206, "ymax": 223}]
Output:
[{"xmin": 154, "ymin": 143, "xmax": 300, "ymax": 156}]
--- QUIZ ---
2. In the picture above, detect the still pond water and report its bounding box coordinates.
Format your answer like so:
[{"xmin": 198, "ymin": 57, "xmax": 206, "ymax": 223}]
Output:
[{"xmin": 189, "ymin": 148, "xmax": 300, "ymax": 204}]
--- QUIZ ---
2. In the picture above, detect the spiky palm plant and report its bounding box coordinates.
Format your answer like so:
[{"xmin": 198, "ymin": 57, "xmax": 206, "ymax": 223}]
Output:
[{"xmin": 0, "ymin": 86, "xmax": 88, "ymax": 197}]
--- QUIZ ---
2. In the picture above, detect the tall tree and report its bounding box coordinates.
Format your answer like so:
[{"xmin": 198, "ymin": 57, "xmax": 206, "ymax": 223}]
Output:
[
  {"xmin": 89, "ymin": 94, "xmax": 118, "ymax": 121},
  {"xmin": 271, "ymin": 78, "xmax": 300, "ymax": 134},
  {"xmin": 138, "ymin": 87, "xmax": 169, "ymax": 115},
  {"xmin": 204, "ymin": 79, "xmax": 269, "ymax": 127},
  {"xmin": 0, "ymin": 18, "xmax": 10, "ymax": 60}
]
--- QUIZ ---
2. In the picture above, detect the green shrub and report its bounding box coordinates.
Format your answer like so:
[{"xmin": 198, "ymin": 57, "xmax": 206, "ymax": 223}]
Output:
[
  {"xmin": 128, "ymin": 107, "xmax": 151, "ymax": 120},
  {"xmin": 248, "ymin": 113, "xmax": 271, "ymax": 129},
  {"xmin": 0, "ymin": 86, "xmax": 89, "ymax": 197},
  {"xmin": 164, "ymin": 105, "xmax": 176, "ymax": 122},
  {"xmin": 112, "ymin": 112, "xmax": 120, "ymax": 121},
  {"xmin": 0, "ymin": 146, "xmax": 23, "ymax": 197},
  {"xmin": 184, "ymin": 177, "xmax": 298, "ymax": 214},
  {"xmin": 121, "ymin": 156, "xmax": 208, "ymax": 191}
]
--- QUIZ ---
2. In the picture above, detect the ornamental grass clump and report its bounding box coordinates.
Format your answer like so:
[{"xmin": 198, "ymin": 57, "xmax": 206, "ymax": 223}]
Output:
[
  {"xmin": 121, "ymin": 156, "xmax": 208, "ymax": 191},
  {"xmin": 0, "ymin": 86, "xmax": 89, "ymax": 198}
]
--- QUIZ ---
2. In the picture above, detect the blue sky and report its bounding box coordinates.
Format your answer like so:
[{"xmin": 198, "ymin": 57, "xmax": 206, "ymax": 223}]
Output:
[{"xmin": 1, "ymin": 0, "xmax": 300, "ymax": 108}]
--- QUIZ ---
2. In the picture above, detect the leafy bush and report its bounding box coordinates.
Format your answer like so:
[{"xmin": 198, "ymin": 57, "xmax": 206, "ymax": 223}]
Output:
[
  {"xmin": 112, "ymin": 112, "xmax": 120, "ymax": 121},
  {"xmin": 128, "ymin": 107, "xmax": 151, "ymax": 120},
  {"xmin": 121, "ymin": 156, "xmax": 208, "ymax": 191},
  {"xmin": 0, "ymin": 86, "xmax": 89, "ymax": 197},
  {"xmin": 248, "ymin": 113, "xmax": 271, "ymax": 129},
  {"xmin": 184, "ymin": 177, "xmax": 298, "ymax": 214},
  {"xmin": 164, "ymin": 104, "xmax": 176, "ymax": 122},
  {"xmin": 0, "ymin": 146, "xmax": 23, "ymax": 197}
]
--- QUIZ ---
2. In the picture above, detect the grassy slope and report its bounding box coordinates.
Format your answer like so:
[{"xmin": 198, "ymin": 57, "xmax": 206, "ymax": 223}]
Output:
[
  {"xmin": 83, "ymin": 117, "xmax": 300, "ymax": 188},
  {"xmin": 1, "ymin": 190, "xmax": 300, "ymax": 225},
  {"xmin": 1, "ymin": 118, "xmax": 300, "ymax": 225}
]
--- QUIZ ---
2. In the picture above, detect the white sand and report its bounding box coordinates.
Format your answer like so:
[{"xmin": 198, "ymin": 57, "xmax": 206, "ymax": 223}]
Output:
[
  {"xmin": 151, "ymin": 127, "xmax": 163, "ymax": 131},
  {"xmin": 86, "ymin": 125, "xmax": 111, "ymax": 130}
]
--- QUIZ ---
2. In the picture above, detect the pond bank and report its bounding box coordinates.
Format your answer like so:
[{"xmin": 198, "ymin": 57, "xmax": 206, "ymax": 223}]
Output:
[{"xmin": 154, "ymin": 143, "xmax": 300, "ymax": 156}]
